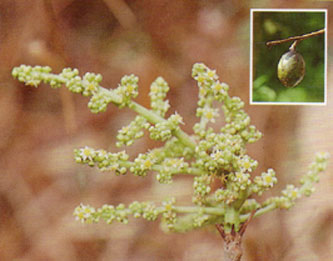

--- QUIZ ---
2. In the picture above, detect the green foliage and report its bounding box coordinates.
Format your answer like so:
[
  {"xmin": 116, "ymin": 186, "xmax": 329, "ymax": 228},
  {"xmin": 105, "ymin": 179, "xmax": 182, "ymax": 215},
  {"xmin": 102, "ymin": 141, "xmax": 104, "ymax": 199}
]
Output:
[
  {"xmin": 12, "ymin": 63, "xmax": 329, "ymax": 235},
  {"xmin": 253, "ymin": 11, "xmax": 325, "ymax": 103}
]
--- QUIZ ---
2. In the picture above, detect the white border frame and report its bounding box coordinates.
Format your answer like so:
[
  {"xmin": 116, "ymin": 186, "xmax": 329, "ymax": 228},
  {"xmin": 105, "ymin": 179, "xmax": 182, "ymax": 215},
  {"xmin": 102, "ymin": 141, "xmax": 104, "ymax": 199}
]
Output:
[{"xmin": 249, "ymin": 8, "xmax": 327, "ymax": 106}]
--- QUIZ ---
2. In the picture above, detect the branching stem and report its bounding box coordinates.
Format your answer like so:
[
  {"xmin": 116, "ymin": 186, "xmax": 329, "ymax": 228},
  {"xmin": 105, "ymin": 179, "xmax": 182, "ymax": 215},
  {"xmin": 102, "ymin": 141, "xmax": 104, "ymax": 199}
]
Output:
[
  {"xmin": 266, "ymin": 28, "xmax": 325, "ymax": 48},
  {"xmin": 240, "ymin": 202, "xmax": 276, "ymax": 222},
  {"xmin": 123, "ymin": 101, "xmax": 197, "ymax": 151}
]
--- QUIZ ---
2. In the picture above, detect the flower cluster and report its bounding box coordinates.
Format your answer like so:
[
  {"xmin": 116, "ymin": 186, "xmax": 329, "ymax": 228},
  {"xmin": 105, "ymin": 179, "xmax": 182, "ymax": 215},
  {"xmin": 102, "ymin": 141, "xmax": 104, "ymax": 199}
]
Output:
[
  {"xmin": 240, "ymin": 199, "xmax": 260, "ymax": 214},
  {"xmin": 300, "ymin": 152, "xmax": 329, "ymax": 196},
  {"xmin": 60, "ymin": 68, "xmax": 82, "ymax": 92},
  {"xmin": 261, "ymin": 152, "xmax": 330, "ymax": 210},
  {"xmin": 193, "ymin": 175, "xmax": 212, "ymax": 204},
  {"xmin": 129, "ymin": 152, "xmax": 156, "ymax": 177},
  {"xmin": 12, "ymin": 63, "xmax": 329, "ymax": 236},
  {"xmin": 156, "ymin": 157, "xmax": 189, "ymax": 184},
  {"xmin": 74, "ymin": 203, "xmax": 132, "ymax": 224},
  {"xmin": 161, "ymin": 198, "xmax": 177, "ymax": 229},
  {"xmin": 74, "ymin": 201, "xmax": 164, "ymax": 225},
  {"xmin": 149, "ymin": 77, "xmax": 170, "ymax": 117},
  {"xmin": 12, "ymin": 65, "xmax": 140, "ymax": 113},
  {"xmin": 192, "ymin": 64, "xmax": 228, "ymax": 137},
  {"xmin": 12, "ymin": 65, "xmax": 56, "ymax": 88},
  {"xmin": 214, "ymin": 188, "xmax": 236, "ymax": 204},
  {"xmin": 114, "ymin": 74, "xmax": 139, "ymax": 108},
  {"xmin": 59, "ymin": 68, "xmax": 103, "ymax": 96},
  {"xmin": 252, "ymin": 168, "xmax": 278, "ymax": 195},
  {"xmin": 73, "ymin": 204, "xmax": 98, "ymax": 224},
  {"xmin": 229, "ymin": 172, "xmax": 251, "ymax": 191},
  {"xmin": 88, "ymin": 88, "xmax": 114, "ymax": 113},
  {"xmin": 193, "ymin": 209, "xmax": 210, "ymax": 228},
  {"xmin": 196, "ymin": 107, "xmax": 220, "ymax": 123},
  {"xmin": 149, "ymin": 113, "xmax": 184, "ymax": 141},
  {"xmin": 158, "ymin": 138, "xmax": 194, "ymax": 160},
  {"xmin": 129, "ymin": 201, "xmax": 159, "ymax": 221},
  {"xmin": 116, "ymin": 116, "xmax": 150, "ymax": 147},
  {"xmin": 74, "ymin": 146, "xmax": 128, "ymax": 174}
]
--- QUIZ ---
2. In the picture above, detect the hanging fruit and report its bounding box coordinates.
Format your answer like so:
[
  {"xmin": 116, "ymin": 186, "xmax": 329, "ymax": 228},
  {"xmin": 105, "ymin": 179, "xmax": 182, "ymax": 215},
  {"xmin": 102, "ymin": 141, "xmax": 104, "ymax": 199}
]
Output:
[{"xmin": 277, "ymin": 49, "xmax": 305, "ymax": 87}]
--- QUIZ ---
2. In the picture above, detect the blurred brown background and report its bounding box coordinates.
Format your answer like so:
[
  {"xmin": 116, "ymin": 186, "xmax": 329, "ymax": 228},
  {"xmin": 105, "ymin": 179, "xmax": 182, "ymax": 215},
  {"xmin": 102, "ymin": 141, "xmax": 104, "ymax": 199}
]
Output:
[{"xmin": 0, "ymin": 0, "xmax": 332, "ymax": 260}]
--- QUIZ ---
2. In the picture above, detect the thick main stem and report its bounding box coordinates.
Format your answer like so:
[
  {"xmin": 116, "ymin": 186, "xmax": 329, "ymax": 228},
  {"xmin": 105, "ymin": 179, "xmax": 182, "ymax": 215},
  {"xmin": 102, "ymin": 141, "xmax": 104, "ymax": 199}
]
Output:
[
  {"xmin": 216, "ymin": 224, "xmax": 243, "ymax": 261},
  {"xmin": 223, "ymin": 234, "xmax": 243, "ymax": 261},
  {"xmin": 216, "ymin": 210, "xmax": 255, "ymax": 260}
]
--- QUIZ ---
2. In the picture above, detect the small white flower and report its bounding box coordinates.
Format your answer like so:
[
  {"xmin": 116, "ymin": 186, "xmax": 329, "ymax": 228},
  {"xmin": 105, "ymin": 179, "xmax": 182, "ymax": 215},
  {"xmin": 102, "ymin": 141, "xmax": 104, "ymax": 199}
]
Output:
[
  {"xmin": 79, "ymin": 146, "xmax": 95, "ymax": 161},
  {"xmin": 73, "ymin": 204, "xmax": 95, "ymax": 223},
  {"xmin": 283, "ymin": 185, "xmax": 301, "ymax": 200},
  {"xmin": 202, "ymin": 108, "xmax": 219, "ymax": 123},
  {"xmin": 239, "ymin": 156, "xmax": 257, "ymax": 173},
  {"xmin": 261, "ymin": 169, "xmax": 277, "ymax": 187}
]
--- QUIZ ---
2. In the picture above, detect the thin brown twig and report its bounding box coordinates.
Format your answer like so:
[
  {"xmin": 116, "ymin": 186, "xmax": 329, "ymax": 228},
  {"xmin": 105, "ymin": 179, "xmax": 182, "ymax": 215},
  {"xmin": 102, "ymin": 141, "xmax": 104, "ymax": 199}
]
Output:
[
  {"xmin": 215, "ymin": 223, "xmax": 226, "ymax": 238},
  {"xmin": 266, "ymin": 28, "xmax": 325, "ymax": 48},
  {"xmin": 239, "ymin": 210, "xmax": 256, "ymax": 236}
]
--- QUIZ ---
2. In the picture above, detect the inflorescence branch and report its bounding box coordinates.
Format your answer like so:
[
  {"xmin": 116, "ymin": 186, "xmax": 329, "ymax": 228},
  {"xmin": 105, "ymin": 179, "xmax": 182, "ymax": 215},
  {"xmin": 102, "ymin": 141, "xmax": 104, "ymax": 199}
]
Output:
[{"xmin": 12, "ymin": 63, "xmax": 329, "ymax": 238}]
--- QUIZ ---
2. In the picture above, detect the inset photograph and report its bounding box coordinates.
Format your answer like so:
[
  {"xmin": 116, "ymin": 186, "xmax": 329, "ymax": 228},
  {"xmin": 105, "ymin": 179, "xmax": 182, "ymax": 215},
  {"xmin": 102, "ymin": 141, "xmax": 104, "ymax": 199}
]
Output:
[{"xmin": 250, "ymin": 9, "xmax": 327, "ymax": 105}]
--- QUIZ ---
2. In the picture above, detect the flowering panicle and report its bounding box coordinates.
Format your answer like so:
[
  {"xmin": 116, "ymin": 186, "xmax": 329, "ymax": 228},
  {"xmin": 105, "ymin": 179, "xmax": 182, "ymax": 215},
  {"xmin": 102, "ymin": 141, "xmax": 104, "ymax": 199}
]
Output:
[
  {"xmin": 192, "ymin": 64, "xmax": 228, "ymax": 137},
  {"xmin": 74, "ymin": 200, "xmax": 174, "ymax": 225},
  {"xmin": 260, "ymin": 152, "xmax": 330, "ymax": 211},
  {"xmin": 12, "ymin": 63, "xmax": 329, "ymax": 236}
]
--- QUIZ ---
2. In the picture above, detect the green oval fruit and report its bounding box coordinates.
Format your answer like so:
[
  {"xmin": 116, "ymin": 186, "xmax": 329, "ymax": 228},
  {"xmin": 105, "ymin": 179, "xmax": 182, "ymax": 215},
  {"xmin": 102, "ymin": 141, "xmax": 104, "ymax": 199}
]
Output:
[{"xmin": 277, "ymin": 50, "xmax": 305, "ymax": 87}]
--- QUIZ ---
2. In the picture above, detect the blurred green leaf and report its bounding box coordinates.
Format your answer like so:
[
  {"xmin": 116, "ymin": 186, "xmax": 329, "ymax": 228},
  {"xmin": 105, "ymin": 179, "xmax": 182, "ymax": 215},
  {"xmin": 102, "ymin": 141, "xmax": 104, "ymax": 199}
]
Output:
[
  {"xmin": 253, "ymin": 75, "xmax": 269, "ymax": 89},
  {"xmin": 253, "ymin": 85, "xmax": 277, "ymax": 102},
  {"xmin": 276, "ymin": 88, "xmax": 307, "ymax": 102}
]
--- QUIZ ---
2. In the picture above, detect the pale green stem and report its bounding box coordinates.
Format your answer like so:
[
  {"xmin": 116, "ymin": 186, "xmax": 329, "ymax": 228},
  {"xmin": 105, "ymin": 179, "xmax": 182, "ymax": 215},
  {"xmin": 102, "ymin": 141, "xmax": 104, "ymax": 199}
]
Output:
[
  {"xmin": 239, "ymin": 202, "xmax": 277, "ymax": 222},
  {"xmin": 40, "ymin": 71, "xmax": 198, "ymax": 150},
  {"xmin": 118, "ymin": 160, "xmax": 204, "ymax": 176},
  {"xmin": 172, "ymin": 205, "xmax": 225, "ymax": 216},
  {"xmin": 128, "ymin": 101, "xmax": 197, "ymax": 151}
]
